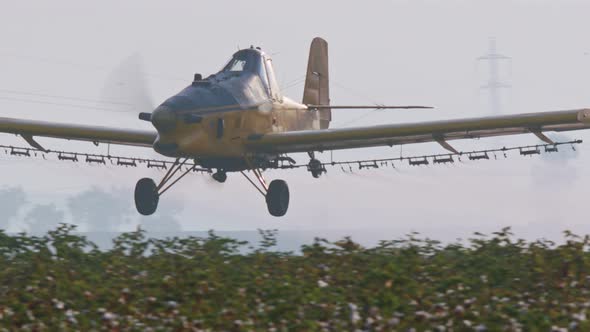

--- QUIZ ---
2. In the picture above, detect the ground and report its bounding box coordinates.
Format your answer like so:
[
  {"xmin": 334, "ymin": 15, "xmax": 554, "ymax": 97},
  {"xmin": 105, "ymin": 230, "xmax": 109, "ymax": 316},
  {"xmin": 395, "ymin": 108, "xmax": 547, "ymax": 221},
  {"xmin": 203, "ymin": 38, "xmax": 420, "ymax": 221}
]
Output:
[{"xmin": 0, "ymin": 225, "xmax": 588, "ymax": 331}]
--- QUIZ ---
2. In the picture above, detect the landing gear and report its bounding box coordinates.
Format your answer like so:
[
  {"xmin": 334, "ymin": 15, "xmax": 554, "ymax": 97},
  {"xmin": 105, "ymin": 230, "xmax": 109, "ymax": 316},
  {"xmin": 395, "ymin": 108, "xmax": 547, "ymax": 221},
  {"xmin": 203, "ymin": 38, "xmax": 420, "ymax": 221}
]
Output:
[
  {"xmin": 134, "ymin": 158, "xmax": 196, "ymax": 216},
  {"xmin": 135, "ymin": 178, "xmax": 159, "ymax": 215},
  {"xmin": 212, "ymin": 170, "xmax": 227, "ymax": 183},
  {"xmin": 241, "ymin": 158, "xmax": 290, "ymax": 217},
  {"xmin": 266, "ymin": 180, "xmax": 289, "ymax": 217},
  {"xmin": 133, "ymin": 156, "xmax": 291, "ymax": 217}
]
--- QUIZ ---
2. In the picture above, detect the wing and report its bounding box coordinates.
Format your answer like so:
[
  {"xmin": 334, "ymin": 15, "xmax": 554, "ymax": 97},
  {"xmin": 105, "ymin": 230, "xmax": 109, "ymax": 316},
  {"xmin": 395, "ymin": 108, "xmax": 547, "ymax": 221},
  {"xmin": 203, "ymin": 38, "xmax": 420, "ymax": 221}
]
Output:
[
  {"xmin": 246, "ymin": 109, "xmax": 590, "ymax": 153},
  {"xmin": 0, "ymin": 117, "xmax": 157, "ymax": 149}
]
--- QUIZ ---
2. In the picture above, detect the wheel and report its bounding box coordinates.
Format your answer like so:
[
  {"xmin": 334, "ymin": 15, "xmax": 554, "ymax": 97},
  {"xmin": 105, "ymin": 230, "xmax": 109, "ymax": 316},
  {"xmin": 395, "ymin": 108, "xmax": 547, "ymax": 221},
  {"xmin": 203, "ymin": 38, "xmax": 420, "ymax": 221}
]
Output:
[
  {"xmin": 212, "ymin": 171, "xmax": 227, "ymax": 183},
  {"xmin": 135, "ymin": 178, "xmax": 159, "ymax": 216},
  {"xmin": 266, "ymin": 180, "xmax": 290, "ymax": 217}
]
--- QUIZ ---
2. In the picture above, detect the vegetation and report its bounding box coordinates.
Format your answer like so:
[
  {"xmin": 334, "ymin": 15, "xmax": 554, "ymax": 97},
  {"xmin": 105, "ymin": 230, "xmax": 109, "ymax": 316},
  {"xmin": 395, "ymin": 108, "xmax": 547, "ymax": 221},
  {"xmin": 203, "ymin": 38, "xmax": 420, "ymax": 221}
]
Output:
[
  {"xmin": 0, "ymin": 225, "xmax": 589, "ymax": 331},
  {"xmin": 0, "ymin": 186, "xmax": 183, "ymax": 233}
]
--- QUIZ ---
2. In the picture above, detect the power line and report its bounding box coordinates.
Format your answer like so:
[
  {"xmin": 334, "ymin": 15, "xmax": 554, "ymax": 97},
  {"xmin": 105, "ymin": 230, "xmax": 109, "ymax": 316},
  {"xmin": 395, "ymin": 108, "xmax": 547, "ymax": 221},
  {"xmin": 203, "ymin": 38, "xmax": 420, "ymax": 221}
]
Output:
[
  {"xmin": 0, "ymin": 96, "xmax": 135, "ymax": 113},
  {"xmin": 280, "ymin": 75, "xmax": 306, "ymax": 91},
  {"xmin": 330, "ymin": 79, "xmax": 392, "ymax": 128},
  {"xmin": 0, "ymin": 51, "xmax": 187, "ymax": 83},
  {"xmin": 0, "ymin": 88, "xmax": 132, "ymax": 106}
]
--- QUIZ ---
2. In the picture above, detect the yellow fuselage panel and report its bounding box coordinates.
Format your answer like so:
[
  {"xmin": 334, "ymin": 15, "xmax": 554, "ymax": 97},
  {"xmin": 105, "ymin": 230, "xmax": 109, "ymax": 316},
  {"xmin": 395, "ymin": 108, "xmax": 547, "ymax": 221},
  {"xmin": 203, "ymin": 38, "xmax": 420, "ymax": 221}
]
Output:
[{"xmin": 159, "ymin": 99, "xmax": 314, "ymax": 158}]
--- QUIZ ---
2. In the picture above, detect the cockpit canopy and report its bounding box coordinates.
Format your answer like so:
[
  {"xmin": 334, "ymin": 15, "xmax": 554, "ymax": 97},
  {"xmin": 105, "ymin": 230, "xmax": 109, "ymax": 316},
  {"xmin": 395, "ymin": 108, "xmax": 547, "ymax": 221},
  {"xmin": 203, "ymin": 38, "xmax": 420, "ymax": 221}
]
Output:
[
  {"xmin": 160, "ymin": 47, "xmax": 283, "ymax": 113},
  {"xmin": 218, "ymin": 48, "xmax": 282, "ymax": 101}
]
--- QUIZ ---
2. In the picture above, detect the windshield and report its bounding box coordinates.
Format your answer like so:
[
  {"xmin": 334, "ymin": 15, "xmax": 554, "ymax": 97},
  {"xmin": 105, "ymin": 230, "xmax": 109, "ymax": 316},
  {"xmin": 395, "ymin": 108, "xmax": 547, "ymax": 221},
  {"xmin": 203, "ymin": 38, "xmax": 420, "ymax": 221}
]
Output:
[
  {"xmin": 224, "ymin": 58, "xmax": 247, "ymax": 72},
  {"xmin": 217, "ymin": 49, "xmax": 281, "ymax": 101},
  {"xmin": 222, "ymin": 50, "xmax": 255, "ymax": 73}
]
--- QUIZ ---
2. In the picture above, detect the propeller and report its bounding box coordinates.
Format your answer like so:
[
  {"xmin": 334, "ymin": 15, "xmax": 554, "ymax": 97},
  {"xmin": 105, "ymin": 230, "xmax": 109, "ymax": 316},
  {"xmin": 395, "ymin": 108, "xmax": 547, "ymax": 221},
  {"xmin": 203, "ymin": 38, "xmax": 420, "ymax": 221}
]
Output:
[
  {"xmin": 100, "ymin": 54, "xmax": 155, "ymax": 120},
  {"xmin": 102, "ymin": 55, "xmax": 201, "ymax": 130}
]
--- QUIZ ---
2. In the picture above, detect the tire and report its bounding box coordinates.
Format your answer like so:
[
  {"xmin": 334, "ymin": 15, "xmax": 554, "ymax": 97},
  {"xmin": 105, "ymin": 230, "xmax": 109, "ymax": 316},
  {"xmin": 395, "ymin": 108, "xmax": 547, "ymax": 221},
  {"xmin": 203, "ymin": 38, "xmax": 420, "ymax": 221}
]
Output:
[
  {"xmin": 135, "ymin": 178, "xmax": 159, "ymax": 216},
  {"xmin": 266, "ymin": 180, "xmax": 290, "ymax": 217}
]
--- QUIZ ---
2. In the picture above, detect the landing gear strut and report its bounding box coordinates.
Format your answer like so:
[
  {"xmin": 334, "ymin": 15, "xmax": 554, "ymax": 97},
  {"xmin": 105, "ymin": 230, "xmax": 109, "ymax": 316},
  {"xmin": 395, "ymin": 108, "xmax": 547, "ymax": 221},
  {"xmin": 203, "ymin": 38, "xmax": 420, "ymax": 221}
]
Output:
[
  {"xmin": 134, "ymin": 158, "xmax": 196, "ymax": 216},
  {"xmin": 241, "ymin": 158, "xmax": 290, "ymax": 217}
]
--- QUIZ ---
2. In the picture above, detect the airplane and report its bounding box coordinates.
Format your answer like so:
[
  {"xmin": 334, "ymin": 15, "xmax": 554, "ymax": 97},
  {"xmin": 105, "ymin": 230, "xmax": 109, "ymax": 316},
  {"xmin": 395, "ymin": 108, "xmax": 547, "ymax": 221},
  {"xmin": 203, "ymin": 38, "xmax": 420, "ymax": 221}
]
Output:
[{"xmin": 0, "ymin": 37, "xmax": 589, "ymax": 217}]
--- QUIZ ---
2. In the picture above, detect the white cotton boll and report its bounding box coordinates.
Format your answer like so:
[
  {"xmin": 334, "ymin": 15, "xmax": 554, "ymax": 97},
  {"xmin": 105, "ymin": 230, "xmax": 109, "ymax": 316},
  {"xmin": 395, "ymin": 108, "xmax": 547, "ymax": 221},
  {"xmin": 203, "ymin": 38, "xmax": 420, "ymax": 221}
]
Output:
[
  {"xmin": 348, "ymin": 303, "xmax": 361, "ymax": 324},
  {"xmin": 387, "ymin": 317, "xmax": 400, "ymax": 327},
  {"xmin": 573, "ymin": 311, "xmax": 587, "ymax": 321},
  {"xmin": 475, "ymin": 324, "xmax": 487, "ymax": 331},
  {"xmin": 51, "ymin": 298, "xmax": 64, "ymax": 310},
  {"xmin": 103, "ymin": 312, "xmax": 117, "ymax": 321}
]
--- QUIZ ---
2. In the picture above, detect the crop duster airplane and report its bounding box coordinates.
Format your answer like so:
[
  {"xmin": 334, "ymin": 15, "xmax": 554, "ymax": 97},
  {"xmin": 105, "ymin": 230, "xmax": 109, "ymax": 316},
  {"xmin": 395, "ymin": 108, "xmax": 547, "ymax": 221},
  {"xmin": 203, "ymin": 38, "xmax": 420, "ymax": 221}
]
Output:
[{"xmin": 0, "ymin": 37, "xmax": 589, "ymax": 217}]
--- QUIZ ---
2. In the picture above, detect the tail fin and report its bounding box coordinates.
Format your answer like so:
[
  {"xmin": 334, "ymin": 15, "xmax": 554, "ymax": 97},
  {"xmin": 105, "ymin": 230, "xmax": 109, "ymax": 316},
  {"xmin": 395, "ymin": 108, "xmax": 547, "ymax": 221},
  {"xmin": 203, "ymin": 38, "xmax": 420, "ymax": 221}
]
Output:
[{"xmin": 303, "ymin": 37, "xmax": 330, "ymax": 129}]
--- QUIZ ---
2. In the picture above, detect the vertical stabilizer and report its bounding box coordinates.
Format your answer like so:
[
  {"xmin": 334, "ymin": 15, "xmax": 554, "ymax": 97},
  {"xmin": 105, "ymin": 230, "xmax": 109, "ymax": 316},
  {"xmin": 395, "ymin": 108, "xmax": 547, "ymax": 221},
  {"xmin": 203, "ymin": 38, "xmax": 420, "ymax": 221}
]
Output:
[{"xmin": 303, "ymin": 37, "xmax": 330, "ymax": 129}]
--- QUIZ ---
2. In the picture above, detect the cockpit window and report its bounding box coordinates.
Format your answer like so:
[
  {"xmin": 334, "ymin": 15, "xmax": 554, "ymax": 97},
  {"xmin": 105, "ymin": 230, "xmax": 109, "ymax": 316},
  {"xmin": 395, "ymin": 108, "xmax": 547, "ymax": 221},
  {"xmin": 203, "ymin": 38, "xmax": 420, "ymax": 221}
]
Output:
[
  {"xmin": 216, "ymin": 49, "xmax": 281, "ymax": 101},
  {"xmin": 222, "ymin": 51, "xmax": 253, "ymax": 73},
  {"xmin": 224, "ymin": 58, "xmax": 246, "ymax": 72}
]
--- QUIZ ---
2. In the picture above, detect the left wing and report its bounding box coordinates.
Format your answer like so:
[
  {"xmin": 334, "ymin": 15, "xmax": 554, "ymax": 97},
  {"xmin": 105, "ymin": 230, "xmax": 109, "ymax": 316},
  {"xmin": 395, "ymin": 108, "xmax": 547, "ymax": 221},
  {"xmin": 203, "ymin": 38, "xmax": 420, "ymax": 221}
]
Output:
[
  {"xmin": 0, "ymin": 117, "xmax": 157, "ymax": 149},
  {"xmin": 246, "ymin": 109, "xmax": 590, "ymax": 153}
]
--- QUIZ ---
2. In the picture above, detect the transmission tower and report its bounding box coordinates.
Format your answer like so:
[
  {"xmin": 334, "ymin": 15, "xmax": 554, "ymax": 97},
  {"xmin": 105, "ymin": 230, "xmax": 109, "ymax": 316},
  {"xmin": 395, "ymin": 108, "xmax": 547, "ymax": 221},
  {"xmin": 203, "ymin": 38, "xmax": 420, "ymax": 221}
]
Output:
[{"xmin": 478, "ymin": 38, "xmax": 511, "ymax": 115}]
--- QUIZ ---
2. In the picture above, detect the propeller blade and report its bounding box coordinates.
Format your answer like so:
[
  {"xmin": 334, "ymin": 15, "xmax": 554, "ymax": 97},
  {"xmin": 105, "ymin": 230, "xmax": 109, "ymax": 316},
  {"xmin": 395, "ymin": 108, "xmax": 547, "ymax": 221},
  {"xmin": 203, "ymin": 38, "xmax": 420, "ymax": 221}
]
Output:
[{"xmin": 100, "ymin": 54, "xmax": 154, "ymax": 117}]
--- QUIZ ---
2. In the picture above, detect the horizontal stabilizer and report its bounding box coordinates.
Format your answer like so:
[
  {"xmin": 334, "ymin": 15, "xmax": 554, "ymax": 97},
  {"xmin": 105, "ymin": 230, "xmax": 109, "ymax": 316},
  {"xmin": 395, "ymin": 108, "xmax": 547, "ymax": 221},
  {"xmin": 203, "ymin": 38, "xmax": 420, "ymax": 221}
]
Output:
[{"xmin": 308, "ymin": 105, "xmax": 433, "ymax": 110}]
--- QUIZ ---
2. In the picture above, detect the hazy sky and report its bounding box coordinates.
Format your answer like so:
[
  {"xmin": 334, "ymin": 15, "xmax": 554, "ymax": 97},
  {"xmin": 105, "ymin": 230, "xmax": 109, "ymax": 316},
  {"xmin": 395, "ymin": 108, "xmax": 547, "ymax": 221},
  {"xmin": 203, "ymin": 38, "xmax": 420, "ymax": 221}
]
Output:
[{"xmin": 0, "ymin": 0, "xmax": 589, "ymax": 241}]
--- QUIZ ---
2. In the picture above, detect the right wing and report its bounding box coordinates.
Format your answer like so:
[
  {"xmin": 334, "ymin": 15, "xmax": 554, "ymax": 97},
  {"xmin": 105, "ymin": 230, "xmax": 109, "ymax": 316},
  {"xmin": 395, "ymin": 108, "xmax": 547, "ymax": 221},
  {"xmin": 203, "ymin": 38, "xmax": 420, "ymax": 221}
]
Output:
[
  {"xmin": 246, "ymin": 109, "xmax": 590, "ymax": 153},
  {"xmin": 0, "ymin": 117, "xmax": 157, "ymax": 149}
]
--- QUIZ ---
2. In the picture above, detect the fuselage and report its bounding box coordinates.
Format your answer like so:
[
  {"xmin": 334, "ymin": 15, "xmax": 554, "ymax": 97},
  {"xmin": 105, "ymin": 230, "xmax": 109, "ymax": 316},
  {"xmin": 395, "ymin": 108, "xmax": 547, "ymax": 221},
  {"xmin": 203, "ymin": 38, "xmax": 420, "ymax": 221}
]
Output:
[{"xmin": 150, "ymin": 47, "xmax": 322, "ymax": 170}]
